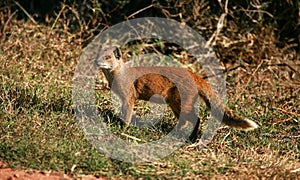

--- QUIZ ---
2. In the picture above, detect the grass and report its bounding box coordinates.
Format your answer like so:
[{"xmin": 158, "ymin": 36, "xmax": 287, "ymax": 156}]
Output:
[{"xmin": 0, "ymin": 19, "xmax": 299, "ymax": 179}]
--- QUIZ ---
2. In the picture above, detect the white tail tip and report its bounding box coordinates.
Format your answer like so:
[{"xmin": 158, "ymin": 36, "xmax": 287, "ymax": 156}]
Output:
[{"xmin": 243, "ymin": 118, "xmax": 259, "ymax": 131}]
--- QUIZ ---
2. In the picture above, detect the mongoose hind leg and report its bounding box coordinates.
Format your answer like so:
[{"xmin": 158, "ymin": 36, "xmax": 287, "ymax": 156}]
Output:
[{"xmin": 166, "ymin": 87, "xmax": 199, "ymax": 141}]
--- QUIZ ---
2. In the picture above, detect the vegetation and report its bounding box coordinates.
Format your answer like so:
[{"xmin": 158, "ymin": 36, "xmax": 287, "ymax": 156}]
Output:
[{"xmin": 0, "ymin": 0, "xmax": 299, "ymax": 179}]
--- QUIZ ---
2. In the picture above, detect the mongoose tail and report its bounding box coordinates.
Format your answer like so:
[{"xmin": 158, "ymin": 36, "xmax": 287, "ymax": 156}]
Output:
[
  {"xmin": 222, "ymin": 108, "xmax": 259, "ymax": 131},
  {"xmin": 191, "ymin": 72, "xmax": 259, "ymax": 131}
]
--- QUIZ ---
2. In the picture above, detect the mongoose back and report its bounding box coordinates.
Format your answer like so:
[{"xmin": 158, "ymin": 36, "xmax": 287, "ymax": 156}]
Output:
[{"xmin": 95, "ymin": 47, "xmax": 258, "ymax": 135}]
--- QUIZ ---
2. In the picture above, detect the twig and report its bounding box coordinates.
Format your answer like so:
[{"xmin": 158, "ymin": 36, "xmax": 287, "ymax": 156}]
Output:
[
  {"xmin": 120, "ymin": 133, "xmax": 145, "ymax": 142},
  {"xmin": 51, "ymin": 3, "xmax": 66, "ymax": 29},
  {"xmin": 236, "ymin": 60, "xmax": 264, "ymax": 100},
  {"xmin": 224, "ymin": 0, "xmax": 229, "ymax": 14},
  {"xmin": 128, "ymin": 4, "xmax": 155, "ymax": 19},
  {"xmin": 14, "ymin": 1, "xmax": 37, "ymax": 24},
  {"xmin": 1, "ymin": 10, "xmax": 18, "ymax": 41},
  {"xmin": 291, "ymin": 168, "xmax": 300, "ymax": 173},
  {"xmin": 263, "ymin": 62, "xmax": 300, "ymax": 75},
  {"xmin": 283, "ymin": 62, "xmax": 300, "ymax": 75},
  {"xmin": 276, "ymin": 107, "xmax": 299, "ymax": 117},
  {"xmin": 205, "ymin": 0, "xmax": 228, "ymax": 47},
  {"xmin": 201, "ymin": 64, "xmax": 245, "ymax": 79},
  {"xmin": 205, "ymin": 13, "xmax": 226, "ymax": 47}
]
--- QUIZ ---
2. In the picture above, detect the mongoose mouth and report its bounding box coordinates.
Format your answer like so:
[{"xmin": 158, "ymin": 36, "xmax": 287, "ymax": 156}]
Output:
[
  {"xmin": 95, "ymin": 63, "xmax": 112, "ymax": 69},
  {"xmin": 94, "ymin": 58, "xmax": 111, "ymax": 68}
]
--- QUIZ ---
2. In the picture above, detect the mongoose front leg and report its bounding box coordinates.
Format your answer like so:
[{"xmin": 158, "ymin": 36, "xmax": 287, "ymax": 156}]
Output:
[
  {"xmin": 120, "ymin": 90, "xmax": 136, "ymax": 125},
  {"xmin": 121, "ymin": 100, "xmax": 134, "ymax": 125}
]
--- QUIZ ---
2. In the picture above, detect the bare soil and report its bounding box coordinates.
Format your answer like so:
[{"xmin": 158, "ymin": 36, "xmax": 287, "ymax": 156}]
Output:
[{"xmin": 0, "ymin": 161, "xmax": 103, "ymax": 180}]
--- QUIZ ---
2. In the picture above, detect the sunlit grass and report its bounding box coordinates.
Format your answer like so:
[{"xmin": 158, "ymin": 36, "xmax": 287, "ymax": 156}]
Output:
[{"xmin": 0, "ymin": 20, "xmax": 299, "ymax": 179}]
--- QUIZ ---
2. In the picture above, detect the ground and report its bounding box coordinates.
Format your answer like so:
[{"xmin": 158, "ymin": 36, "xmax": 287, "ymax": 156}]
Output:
[{"xmin": 0, "ymin": 161, "xmax": 104, "ymax": 180}]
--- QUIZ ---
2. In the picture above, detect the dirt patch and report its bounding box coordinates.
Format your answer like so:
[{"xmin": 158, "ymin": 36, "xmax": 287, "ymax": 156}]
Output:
[
  {"xmin": 0, "ymin": 161, "xmax": 103, "ymax": 180},
  {"xmin": 0, "ymin": 161, "xmax": 68, "ymax": 180}
]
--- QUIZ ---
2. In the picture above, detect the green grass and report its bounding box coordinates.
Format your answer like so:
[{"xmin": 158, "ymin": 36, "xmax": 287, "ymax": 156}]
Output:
[{"xmin": 0, "ymin": 20, "xmax": 299, "ymax": 179}]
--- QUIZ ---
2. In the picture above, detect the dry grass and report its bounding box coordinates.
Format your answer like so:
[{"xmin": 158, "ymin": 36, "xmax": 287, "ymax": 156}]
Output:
[{"xmin": 0, "ymin": 1, "xmax": 299, "ymax": 179}]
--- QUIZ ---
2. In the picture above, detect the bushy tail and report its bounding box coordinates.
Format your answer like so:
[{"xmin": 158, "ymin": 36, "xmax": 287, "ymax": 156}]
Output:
[
  {"xmin": 220, "ymin": 106, "xmax": 259, "ymax": 131},
  {"xmin": 192, "ymin": 73, "xmax": 259, "ymax": 131}
]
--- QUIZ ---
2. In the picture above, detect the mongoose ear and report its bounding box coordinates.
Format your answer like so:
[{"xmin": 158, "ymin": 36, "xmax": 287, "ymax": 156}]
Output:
[{"xmin": 113, "ymin": 47, "xmax": 122, "ymax": 60}]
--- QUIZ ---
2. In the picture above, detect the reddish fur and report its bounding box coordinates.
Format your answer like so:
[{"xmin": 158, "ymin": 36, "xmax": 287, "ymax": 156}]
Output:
[{"xmin": 96, "ymin": 49, "xmax": 258, "ymax": 135}]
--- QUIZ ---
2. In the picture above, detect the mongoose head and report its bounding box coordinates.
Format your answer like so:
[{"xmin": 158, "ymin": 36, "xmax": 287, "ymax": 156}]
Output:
[{"xmin": 95, "ymin": 47, "xmax": 122, "ymax": 71}]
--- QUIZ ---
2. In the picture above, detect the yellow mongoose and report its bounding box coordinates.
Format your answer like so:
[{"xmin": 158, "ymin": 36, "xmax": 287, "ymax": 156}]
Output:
[{"xmin": 95, "ymin": 47, "xmax": 258, "ymax": 135}]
